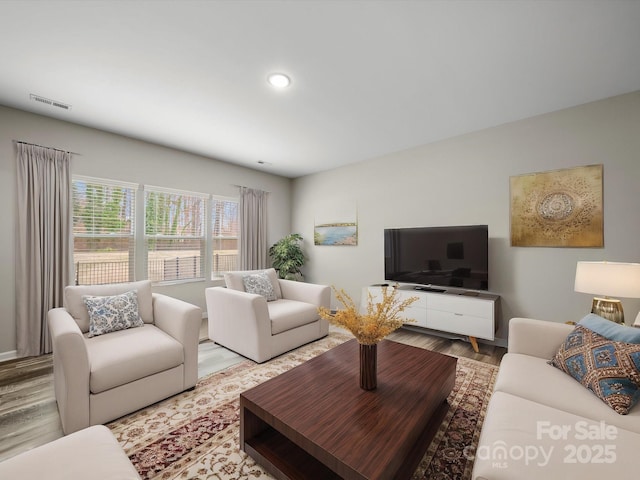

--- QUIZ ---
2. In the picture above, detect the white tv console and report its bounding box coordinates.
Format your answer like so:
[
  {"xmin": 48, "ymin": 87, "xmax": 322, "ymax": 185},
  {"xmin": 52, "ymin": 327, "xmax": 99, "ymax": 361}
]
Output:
[{"xmin": 366, "ymin": 284, "xmax": 499, "ymax": 352}]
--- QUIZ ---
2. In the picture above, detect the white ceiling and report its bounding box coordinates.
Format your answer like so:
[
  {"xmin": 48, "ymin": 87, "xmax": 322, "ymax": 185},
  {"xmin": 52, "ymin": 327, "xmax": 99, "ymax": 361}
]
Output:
[{"xmin": 1, "ymin": 1, "xmax": 639, "ymax": 178}]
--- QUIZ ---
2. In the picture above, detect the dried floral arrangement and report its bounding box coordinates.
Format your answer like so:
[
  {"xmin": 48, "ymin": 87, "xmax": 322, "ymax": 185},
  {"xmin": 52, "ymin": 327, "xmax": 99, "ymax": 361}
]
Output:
[{"xmin": 318, "ymin": 286, "xmax": 418, "ymax": 345}]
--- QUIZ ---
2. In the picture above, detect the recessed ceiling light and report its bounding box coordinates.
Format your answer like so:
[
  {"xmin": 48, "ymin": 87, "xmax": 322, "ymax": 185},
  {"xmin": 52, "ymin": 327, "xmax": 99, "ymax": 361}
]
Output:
[{"xmin": 267, "ymin": 73, "xmax": 291, "ymax": 89}]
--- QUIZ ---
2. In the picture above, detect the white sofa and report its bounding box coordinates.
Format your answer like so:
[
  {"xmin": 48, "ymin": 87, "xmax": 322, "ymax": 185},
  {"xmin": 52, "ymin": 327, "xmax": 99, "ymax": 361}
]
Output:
[
  {"xmin": 48, "ymin": 280, "xmax": 202, "ymax": 434},
  {"xmin": 205, "ymin": 268, "xmax": 330, "ymax": 363},
  {"xmin": 473, "ymin": 317, "xmax": 640, "ymax": 479},
  {"xmin": 0, "ymin": 425, "xmax": 140, "ymax": 479}
]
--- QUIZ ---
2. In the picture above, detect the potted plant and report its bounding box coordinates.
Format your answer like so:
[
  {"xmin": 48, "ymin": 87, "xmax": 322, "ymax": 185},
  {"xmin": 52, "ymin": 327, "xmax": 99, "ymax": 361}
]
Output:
[{"xmin": 269, "ymin": 233, "xmax": 305, "ymax": 280}]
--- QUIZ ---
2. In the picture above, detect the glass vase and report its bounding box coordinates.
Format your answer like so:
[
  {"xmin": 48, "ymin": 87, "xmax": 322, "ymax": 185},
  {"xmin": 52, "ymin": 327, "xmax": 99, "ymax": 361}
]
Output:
[{"xmin": 359, "ymin": 343, "xmax": 377, "ymax": 390}]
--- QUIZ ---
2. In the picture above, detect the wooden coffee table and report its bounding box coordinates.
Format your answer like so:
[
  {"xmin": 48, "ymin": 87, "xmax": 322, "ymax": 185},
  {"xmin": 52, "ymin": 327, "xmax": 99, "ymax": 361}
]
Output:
[{"xmin": 240, "ymin": 338, "xmax": 457, "ymax": 480}]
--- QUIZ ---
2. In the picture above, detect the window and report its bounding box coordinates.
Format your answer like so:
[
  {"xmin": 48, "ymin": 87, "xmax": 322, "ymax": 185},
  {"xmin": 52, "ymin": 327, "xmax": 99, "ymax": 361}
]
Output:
[
  {"xmin": 72, "ymin": 177, "xmax": 136, "ymax": 285},
  {"xmin": 73, "ymin": 176, "xmax": 237, "ymax": 285},
  {"xmin": 145, "ymin": 186, "xmax": 206, "ymax": 282},
  {"xmin": 212, "ymin": 198, "xmax": 239, "ymax": 277}
]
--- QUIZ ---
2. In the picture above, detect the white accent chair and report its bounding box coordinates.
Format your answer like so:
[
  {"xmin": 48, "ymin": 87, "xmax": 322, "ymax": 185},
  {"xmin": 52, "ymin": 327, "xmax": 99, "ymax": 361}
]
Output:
[
  {"xmin": 47, "ymin": 280, "xmax": 202, "ymax": 435},
  {"xmin": 0, "ymin": 425, "xmax": 140, "ymax": 479},
  {"xmin": 205, "ymin": 268, "xmax": 330, "ymax": 363}
]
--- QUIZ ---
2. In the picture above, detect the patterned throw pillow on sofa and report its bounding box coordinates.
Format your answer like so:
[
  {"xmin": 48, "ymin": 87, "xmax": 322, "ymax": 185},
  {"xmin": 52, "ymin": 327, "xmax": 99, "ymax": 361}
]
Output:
[
  {"xmin": 549, "ymin": 323, "xmax": 640, "ymax": 414},
  {"xmin": 242, "ymin": 272, "xmax": 277, "ymax": 301},
  {"xmin": 83, "ymin": 290, "xmax": 144, "ymax": 337}
]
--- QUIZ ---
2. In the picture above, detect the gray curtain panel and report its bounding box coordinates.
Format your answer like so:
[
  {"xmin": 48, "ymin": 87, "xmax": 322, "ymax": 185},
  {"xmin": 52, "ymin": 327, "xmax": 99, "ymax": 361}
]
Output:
[
  {"xmin": 15, "ymin": 143, "xmax": 73, "ymax": 356},
  {"xmin": 239, "ymin": 187, "xmax": 268, "ymax": 270}
]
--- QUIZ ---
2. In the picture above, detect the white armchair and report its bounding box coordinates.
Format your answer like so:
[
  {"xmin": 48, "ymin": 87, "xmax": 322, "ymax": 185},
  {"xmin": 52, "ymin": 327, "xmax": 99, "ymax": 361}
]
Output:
[
  {"xmin": 47, "ymin": 280, "xmax": 201, "ymax": 435},
  {"xmin": 0, "ymin": 425, "xmax": 140, "ymax": 480},
  {"xmin": 205, "ymin": 268, "xmax": 330, "ymax": 363}
]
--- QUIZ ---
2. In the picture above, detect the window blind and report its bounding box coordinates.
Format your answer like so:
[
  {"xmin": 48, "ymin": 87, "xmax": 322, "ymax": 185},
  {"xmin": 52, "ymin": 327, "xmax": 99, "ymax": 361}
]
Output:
[
  {"xmin": 72, "ymin": 176, "xmax": 137, "ymax": 285},
  {"xmin": 212, "ymin": 197, "xmax": 239, "ymax": 277},
  {"xmin": 145, "ymin": 186, "xmax": 207, "ymax": 282}
]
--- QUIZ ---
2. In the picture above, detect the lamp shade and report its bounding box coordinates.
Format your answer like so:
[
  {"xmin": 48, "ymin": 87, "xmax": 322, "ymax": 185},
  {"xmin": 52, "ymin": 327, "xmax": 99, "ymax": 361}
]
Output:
[{"xmin": 574, "ymin": 261, "xmax": 640, "ymax": 299}]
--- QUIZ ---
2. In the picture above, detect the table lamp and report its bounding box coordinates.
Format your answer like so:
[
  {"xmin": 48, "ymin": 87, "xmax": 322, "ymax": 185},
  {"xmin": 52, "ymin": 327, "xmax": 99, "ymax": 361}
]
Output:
[{"xmin": 574, "ymin": 261, "xmax": 640, "ymax": 324}]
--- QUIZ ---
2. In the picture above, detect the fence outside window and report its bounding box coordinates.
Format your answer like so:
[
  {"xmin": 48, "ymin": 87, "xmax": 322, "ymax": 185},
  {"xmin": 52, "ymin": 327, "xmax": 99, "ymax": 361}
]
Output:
[{"xmin": 75, "ymin": 253, "xmax": 238, "ymax": 285}]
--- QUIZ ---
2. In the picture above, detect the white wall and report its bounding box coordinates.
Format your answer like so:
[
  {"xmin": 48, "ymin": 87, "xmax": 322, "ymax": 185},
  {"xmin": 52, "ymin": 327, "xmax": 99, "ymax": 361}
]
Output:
[
  {"xmin": 2, "ymin": 93, "xmax": 639, "ymax": 356},
  {"xmin": 292, "ymin": 92, "xmax": 640, "ymax": 344},
  {"xmin": 0, "ymin": 105, "xmax": 292, "ymax": 357}
]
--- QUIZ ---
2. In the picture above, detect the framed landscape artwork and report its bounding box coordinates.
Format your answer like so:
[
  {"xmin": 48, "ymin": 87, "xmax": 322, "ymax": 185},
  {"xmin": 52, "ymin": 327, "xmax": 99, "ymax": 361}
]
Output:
[
  {"xmin": 314, "ymin": 202, "xmax": 358, "ymax": 246},
  {"xmin": 510, "ymin": 164, "xmax": 603, "ymax": 247},
  {"xmin": 314, "ymin": 222, "xmax": 358, "ymax": 246}
]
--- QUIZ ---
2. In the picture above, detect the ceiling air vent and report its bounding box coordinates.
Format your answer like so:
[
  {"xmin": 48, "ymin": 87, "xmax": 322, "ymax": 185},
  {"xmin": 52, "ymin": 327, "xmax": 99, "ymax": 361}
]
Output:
[{"xmin": 29, "ymin": 94, "xmax": 72, "ymax": 110}]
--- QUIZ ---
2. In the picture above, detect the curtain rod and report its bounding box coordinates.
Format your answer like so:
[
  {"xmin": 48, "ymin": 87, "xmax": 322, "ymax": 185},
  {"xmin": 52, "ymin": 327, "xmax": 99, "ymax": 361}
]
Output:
[
  {"xmin": 14, "ymin": 140, "xmax": 81, "ymax": 156},
  {"xmin": 233, "ymin": 184, "xmax": 271, "ymax": 193}
]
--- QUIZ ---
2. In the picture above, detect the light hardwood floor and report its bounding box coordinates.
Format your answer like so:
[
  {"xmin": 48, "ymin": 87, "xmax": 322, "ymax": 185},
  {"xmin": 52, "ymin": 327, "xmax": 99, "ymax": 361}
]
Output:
[
  {"xmin": 387, "ymin": 327, "xmax": 506, "ymax": 366},
  {"xmin": 0, "ymin": 323, "xmax": 505, "ymax": 463}
]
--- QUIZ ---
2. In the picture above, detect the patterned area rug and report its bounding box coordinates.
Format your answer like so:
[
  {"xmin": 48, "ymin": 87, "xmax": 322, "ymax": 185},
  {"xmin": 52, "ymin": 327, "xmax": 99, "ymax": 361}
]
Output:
[{"xmin": 108, "ymin": 333, "xmax": 498, "ymax": 480}]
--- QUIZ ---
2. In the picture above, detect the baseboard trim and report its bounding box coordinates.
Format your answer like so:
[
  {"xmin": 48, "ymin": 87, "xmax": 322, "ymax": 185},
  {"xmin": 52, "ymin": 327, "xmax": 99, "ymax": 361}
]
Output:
[{"xmin": 0, "ymin": 350, "xmax": 18, "ymax": 363}]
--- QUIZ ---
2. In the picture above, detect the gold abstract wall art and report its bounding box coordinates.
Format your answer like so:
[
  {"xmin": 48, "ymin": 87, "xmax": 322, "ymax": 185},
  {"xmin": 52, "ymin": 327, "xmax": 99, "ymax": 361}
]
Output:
[{"xmin": 510, "ymin": 164, "xmax": 603, "ymax": 247}]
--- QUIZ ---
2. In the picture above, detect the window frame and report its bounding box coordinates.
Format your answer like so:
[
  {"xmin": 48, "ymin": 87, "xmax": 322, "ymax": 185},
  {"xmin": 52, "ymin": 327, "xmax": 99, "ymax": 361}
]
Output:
[
  {"xmin": 143, "ymin": 185, "xmax": 209, "ymax": 285},
  {"xmin": 71, "ymin": 175, "xmax": 240, "ymax": 286},
  {"xmin": 71, "ymin": 175, "xmax": 138, "ymax": 286},
  {"xmin": 211, "ymin": 195, "xmax": 239, "ymax": 279}
]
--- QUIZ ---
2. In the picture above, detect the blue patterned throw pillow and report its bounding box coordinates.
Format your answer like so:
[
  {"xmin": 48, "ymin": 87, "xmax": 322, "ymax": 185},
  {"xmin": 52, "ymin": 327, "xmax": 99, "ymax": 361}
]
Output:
[
  {"xmin": 242, "ymin": 272, "xmax": 277, "ymax": 301},
  {"xmin": 549, "ymin": 325, "xmax": 640, "ymax": 414},
  {"xmin": 578, "ymin": 313, "xmax": 640, "ymax": 343},
  {"xmin": 83, "ymin": 290, "xmax": 144, "ymax": 337}
]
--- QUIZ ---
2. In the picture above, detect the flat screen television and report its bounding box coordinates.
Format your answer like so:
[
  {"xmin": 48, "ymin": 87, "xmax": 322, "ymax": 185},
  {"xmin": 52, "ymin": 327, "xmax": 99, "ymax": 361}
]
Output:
[{"xmin": 384, "ymin": 225, "xmax": 489, "ymax": 291}]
